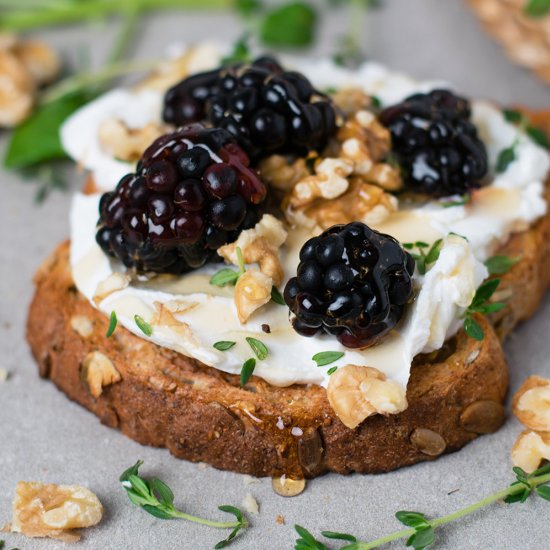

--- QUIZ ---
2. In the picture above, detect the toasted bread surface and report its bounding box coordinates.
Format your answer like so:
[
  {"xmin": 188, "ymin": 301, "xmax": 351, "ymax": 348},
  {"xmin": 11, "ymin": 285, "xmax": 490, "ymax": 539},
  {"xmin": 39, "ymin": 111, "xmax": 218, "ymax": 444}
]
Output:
[{"xmin": 26, "ymin": 115, "xmax": 550, "ymax": 478}]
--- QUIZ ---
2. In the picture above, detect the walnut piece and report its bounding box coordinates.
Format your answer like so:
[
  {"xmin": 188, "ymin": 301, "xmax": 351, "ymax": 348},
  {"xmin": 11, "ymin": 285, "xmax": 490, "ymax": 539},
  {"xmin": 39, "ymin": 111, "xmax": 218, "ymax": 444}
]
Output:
[
  {"xmin": 0, "ymin": 50, "xmax": 34, "ymax": 127},
  {"xmin": 234, "ymin": 269, "xmax": 272, "ymax": 324},
  {"xmin": 288, "ymin": 158, "xmax": 353, "ymax": 209},
  {"xmin": 292, "ymin": 177, "xmax": 398, "ymax": 230},
  {"xmin": 11, "ymin": 482, "xmax": 103, "ymax": 541},
  {"xmin": 151, "ymin": 300, "xmax": 199, "ymax": 344},
  {"xmin": 218, "ymin": 214, "xmax": 287, "ymax": 286},
  {"xmin": 0, "ymin": 36, "xmax": 60, "ymax": 127},
  {"xmin": 511, "ymin": 430, "xmax": 550, "ymax": 474},
  {"xmin": 513, "ymin": 375, "xmax": 550, "ymax": 432},
  {"xmin": 99, "ymin": 118, "xmax": 168, "ymax": 162},
  {"xmin": 81, "ymin": 351, "xmax": 121, "ymax": 398},
  {"xmin": 257, "ymin": 155, "xmax": 310, "ymax": 193},
  {"xmin": 330, "ymin": 87, "xmax": 373, "ymax": 117},
  {"xmin": 70, "ymin": 315, "xmax": 94, "ymax": 338},
  {"xmin": 93, "ymin": 272, "xmax": 130, "ymax": 304},
  {"xmin": 326, "ymin": 365, "xmax": 408, "ymax": 429}
]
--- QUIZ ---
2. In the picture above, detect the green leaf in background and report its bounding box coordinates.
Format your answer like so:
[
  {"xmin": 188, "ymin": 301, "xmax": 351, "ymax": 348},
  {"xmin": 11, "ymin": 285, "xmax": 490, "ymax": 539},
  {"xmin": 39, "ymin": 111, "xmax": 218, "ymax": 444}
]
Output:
[
  {"xmin": 524, "ymin": 0, "xmax": 550, "ymax": 17},
  {"xmin": 260, "ymin": 2, "xmax": 317, "ymax": 47},
  {"xmin": 235, "ymin": 0, "xmax": 263, "ymax": 16},
  {"xmin": 222, "ymin": 33, "xmax": 252, "ymax": 65},
  {"xmin": 4, "ymin": 91, "xmax": 93, "ymax": 169},
  {"xmin": 502, "ymin": 108, "xmax": 524, "ymax": 124}
]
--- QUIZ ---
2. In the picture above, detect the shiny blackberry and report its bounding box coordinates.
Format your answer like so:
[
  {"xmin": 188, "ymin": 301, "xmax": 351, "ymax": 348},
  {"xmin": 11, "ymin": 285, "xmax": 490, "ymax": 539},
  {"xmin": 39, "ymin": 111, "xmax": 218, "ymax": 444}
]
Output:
[
  {"xmin": 162, "ymin": 57, "xmax": 337, "ymax": 160},
  {"xmin": 96, "ymin": 124, "xmax": 267, "ymax": 274},
  {"xmin": 284, "ymin": 222, "xmax": 415, "ymax": 348},
  {"xmin": 379, "ymin": 89, "xmax": 488, "ymax": 197}
]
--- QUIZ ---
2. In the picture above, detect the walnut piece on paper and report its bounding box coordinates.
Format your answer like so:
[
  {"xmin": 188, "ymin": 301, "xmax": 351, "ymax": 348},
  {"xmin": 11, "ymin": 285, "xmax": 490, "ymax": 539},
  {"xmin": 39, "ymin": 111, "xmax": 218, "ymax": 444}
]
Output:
[{"xmin": 10, "ymin": 481, "xmax": 103, "ymax": 542}]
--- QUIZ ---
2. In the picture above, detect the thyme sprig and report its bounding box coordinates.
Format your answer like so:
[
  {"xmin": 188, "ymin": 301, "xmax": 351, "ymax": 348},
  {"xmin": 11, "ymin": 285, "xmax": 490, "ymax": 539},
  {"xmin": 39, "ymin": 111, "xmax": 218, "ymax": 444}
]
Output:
[
  {"xmin": 402, "ymin": 239, "xmax": 443, "ymax": 276},
  {"xmin": 462, "ymin": 278, "xmax": 505, "ymax": 340},
  {"xmin": 294, "ymin": 464, "xmax": 550, "ymax": 550},
  {"xmin": 120, "ymin": 461, "xmax": 248, "ymax": 549}
]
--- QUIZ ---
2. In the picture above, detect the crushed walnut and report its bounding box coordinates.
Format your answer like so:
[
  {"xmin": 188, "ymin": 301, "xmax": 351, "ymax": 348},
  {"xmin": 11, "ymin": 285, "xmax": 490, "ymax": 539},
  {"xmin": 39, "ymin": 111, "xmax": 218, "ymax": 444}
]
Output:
[
  {"xmin": 234, "ymin": 270, "xmax": 273, "ymax": 324},
  {"xmin": 326, "ymin": 365, "xmax": 408, "ymax": 429},
  {"xmin": 0, "ymin": 34, "xmax": 60, "ymax": 127},
  {"xmin": 9, "ymin": 481, "xmax": 103, "ymax": 541},
  {"xmin": 81, "ymin": 351, "xmax": 121, "ymax": 399},
  {"xmin": 98, "ymin": 119, "xmax": 169, "ymax": 162},
  {"xmin": 218, "ymin": 214, "xmax": 288, "ymax": 286}
]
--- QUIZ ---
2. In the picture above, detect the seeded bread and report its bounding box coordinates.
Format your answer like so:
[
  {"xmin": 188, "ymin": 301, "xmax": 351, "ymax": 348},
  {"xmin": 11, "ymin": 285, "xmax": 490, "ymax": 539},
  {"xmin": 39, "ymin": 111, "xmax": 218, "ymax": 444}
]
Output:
[{"xmin": 26, "ymin": 114, "xmax": 550, "ymax": 479}]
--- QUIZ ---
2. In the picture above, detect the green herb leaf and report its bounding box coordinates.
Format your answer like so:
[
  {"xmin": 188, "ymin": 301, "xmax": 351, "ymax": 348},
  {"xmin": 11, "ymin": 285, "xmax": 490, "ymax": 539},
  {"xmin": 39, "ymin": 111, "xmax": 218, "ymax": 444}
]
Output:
[
  {"xmin": 151, "ymin": 478, "xmax": 175, "ymax": 506},
  {"xmin": 4, "ymin": 91, "xmax": 94, "ymax": 169},
  {"xmin": 502, "ymin": 108, "xmax": 524, "ymax": 124},
  {"xmin": 370, "ymin": 95, "xmax": 382, "ymax": 108},
  {"xmin": 134, "ymin": 314, "xmax": 152, "ymax": 336},
  {"xmin": 526, "ymin": 126, "xmax": 550, "ymax": 149},
  {"xmin": 424, "ymin": 239, "xmax": 443, "ymax": 265},
  {"xmin": 533, "ymin": 463, "xmax": 550, "ymax": 476},
  {"xmin": 236, "ymin": 246, "xmax": 246, "ymax": 274},
  {"xmin": 463, "ymin": 316, "xmax": 484, "ymax": 341},
  {"xmin": 106, "ymin": 310, "xmax": 117, "ymax": 338},
  {"xmin": 294, "ymin": 525, "xmax": 327, "ymax": 550},
  {"xmin": 474, "ymin": 302, "xmax": 506, "ymax": 314},
  {"xmin": 215, "ymin": 506, "xmax": 248, "ymax": 549},
  {"xmin": 496, "ymin": 145, "xmax": 516, "ymax": 173},
  {"xmin": 120, "ymin": 459, "xmax": 144, "ymax": 483},
  {"xmin": 312, "ymin": 351, "xmax": 345, "ymax": 366},
  {"xmin": 235, "ymin": 0, "xmax": 263, "ymax": 16},
  {"xmin": 321, "ymin": 531, "xmax": 357, "ymax": 542},
  {"xmin": 406, "ymin": 525, "xmax": 436, "ymax": 549},
  {"xmin": 240, "ymin": 358, "xmax": 256, "ymax": 386},
  {"xmin": 470, "ymin": 279, "xmax": 500, "ymax": 309},
  {"xmin": 326, "ymin": 366, "xmax": 338, "ymax": 375},
  {"xmin": 246, "ymin": 337, "xmax": 269, "ymax": 360},
  {"xmin": 260, "ymin": 2, "xmax": 317, "ymax": 47},
  {"xmin": 210, "ymin": 268, "xmax": 240, "ymax": 287},
  {"xmin": 441, "ymin": 194, "xmax": 470, "ymax": 208},
  {"xmin": 271, "ymin": 286, "xmax": 286, "ymax": 305},
  {"xmin": 396, "ymin": 511, "xmax": 430, "ymax": 529},
  {"xmin": 141, "ymin": 504, "xmax": 174, "ymax": 519},
  {"xmin": 214, "ymin": 341, "xmax": 237, "ymax": 351},
  {"xmin": 222, "ymin": 33, "xmax": 252, "ymax": 65},
  {"xmin": 536, "ymin": 485, "xmax": 550, "ymax": 501},
  {"xmin": 484, "ymin": 255, "xmax": 519, "ymax": 275},
  {"xmin": 524, "ymin": 0, "xmax": 550, "ymax": 17}
]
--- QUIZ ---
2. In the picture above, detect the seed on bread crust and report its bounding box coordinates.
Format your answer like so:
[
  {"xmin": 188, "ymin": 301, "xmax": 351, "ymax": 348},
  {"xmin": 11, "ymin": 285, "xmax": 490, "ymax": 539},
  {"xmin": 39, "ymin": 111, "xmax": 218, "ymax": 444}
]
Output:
[
  {"xmin": 410, "ymin": 428, "xmax": 447, "ymax": 456},
  {"xmin": 272, "ymin": 476, "xmax": 306, "ymax": 497},
  {"xmin": 460, "ymin": 400, "xmax": 506, "ymax": 434}
]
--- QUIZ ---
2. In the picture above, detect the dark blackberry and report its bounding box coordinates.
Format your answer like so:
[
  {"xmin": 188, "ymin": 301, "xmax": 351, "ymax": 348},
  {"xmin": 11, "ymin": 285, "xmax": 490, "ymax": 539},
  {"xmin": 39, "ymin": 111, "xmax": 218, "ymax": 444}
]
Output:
[
  {"xmin": 379, "ymin": 89, "xmax": 488, "ymax": 197},
  {"xmin": 95, "ymin": 124, "xmax": 267, "ymax": 274},
  {"xmin": 162, "ymin": 57, "xmax": 337, "ymax": 160},
  {"xmin": 284, "ymin": 222, "xmax": 415, "ymax": 348}
]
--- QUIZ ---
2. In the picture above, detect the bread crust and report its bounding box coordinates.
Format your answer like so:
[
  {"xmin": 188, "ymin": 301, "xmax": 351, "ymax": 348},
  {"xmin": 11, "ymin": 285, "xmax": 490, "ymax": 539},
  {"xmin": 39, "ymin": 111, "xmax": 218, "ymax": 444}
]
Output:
[{"xmin": 26, "ymin": 123, "xmax": 550, "ymax": 479}]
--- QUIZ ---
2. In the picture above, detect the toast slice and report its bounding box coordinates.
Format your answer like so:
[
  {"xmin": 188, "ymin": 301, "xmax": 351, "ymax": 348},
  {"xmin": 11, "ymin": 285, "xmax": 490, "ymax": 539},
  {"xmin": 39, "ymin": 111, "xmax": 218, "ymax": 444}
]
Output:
[{"xmin": 26, "ymin": 113, "xmax": 550, "ymax": 479}]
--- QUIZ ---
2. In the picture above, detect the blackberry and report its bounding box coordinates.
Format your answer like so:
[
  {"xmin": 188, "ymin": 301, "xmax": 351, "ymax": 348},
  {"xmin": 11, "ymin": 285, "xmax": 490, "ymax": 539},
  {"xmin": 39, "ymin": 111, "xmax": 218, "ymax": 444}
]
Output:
[
  {"xmin": 162, "ymin": 57, "xmax": 337, "ymax": 160},
  {"xmin": 379, "ymin": 89, "xmax": 488, "ymax": 197},
  {"xmin": 96, "ymin": 124, "xmax": 267, "ymax": 274},
  {"xmin": 284, "ymin": 222, "xmax": 415, "ymax": 348}
]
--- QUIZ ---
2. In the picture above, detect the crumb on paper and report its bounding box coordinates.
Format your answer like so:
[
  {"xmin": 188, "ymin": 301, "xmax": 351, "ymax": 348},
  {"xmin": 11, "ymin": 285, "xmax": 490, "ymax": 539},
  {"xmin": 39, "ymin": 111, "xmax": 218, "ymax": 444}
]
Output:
[
  {"xmin": 10, "ymin": 481, "xmax": 103, "ymax": 542},
  {"xmin": 275, "ymin": 514, "xmax": 285, "ymax": 525},
  {"xmin": 0, "ymin": 367, "xmax": 8, "ymax": 382},
  {"xmin": 197, "ymin": 462, "xmax": 208, "ymax": 470},
  {"xmin": 243, "ymin": 475, "xmax": 260, "ymax": 486},
  {"xmin": 241, "ymin": 493, "xmax": 259, "ymax": 516}
]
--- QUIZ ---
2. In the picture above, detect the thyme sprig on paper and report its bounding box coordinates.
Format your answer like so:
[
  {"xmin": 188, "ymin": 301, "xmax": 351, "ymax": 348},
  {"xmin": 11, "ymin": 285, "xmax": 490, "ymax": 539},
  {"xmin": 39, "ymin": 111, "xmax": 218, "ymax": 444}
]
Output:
[
  {"xmin": 120, "ymin": 461, "xmax": 248, "ymax": 549},
  {"xmin": 294, "ymin": 464, "xmax": 550, "ymax": 550}
]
